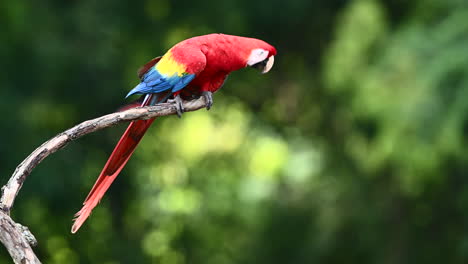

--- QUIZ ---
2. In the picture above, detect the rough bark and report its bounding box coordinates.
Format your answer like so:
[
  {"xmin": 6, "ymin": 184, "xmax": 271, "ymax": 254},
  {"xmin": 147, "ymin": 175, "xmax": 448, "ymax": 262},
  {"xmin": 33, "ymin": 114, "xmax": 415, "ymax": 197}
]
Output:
[
  {"xmin": 0, "ymin": 97, "xmax": 208, "ymax": 263},
  {"xmin": 0, "ymin": 212, "xmax": 39, "ymax": 264}
]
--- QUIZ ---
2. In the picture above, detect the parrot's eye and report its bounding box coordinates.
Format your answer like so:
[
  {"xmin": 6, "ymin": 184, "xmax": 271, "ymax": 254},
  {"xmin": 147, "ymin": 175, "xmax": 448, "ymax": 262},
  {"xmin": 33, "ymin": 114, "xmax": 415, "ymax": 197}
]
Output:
[
  {"xmin": 246, "ymin": 48, "xmax": 274, "ymax": 74},
  {"xmin": 247, "ymin": 49, "xmax": 268, "ymax": 66}
]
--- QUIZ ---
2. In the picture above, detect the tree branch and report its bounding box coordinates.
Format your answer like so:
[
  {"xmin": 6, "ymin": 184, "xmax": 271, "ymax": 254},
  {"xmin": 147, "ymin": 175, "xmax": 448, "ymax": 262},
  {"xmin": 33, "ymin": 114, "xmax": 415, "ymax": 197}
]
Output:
[
  {"xmin": 0, "ymin": 96, "xmax": 208, "ymax": 263},
  {"xmin": 0, "ymin": 212, "xmax": 39, "ymax": 264}
]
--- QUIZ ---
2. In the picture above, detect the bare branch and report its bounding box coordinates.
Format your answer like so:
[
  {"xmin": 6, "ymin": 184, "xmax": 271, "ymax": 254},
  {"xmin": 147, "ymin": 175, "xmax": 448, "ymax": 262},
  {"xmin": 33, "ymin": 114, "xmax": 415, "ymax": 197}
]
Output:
[
  {"xmin": 1, "ymin": 97, "xmax": 207, "ymax": 211},
  {"xmin": 0, "ymin": 211, "xmax": 40, "ymax": 264},
  {"xmin": 0, "ymin": 96, "xmax": 208, "ymax": 263}
]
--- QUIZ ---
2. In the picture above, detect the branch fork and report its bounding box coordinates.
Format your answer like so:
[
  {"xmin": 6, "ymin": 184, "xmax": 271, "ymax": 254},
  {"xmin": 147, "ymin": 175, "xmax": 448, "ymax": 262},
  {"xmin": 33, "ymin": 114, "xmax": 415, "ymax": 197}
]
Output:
[{"xmin": 0, "ymin": 96, "xmax": 209, "ymax": 263}]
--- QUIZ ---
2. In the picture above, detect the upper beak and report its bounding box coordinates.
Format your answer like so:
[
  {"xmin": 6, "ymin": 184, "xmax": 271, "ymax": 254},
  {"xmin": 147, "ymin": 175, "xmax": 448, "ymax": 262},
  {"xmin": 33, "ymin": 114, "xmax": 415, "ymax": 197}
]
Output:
[
  {"xmin": 262, "ymin": 56, "xmax": 274, "ymax": 74},
  {"xmin": 251, "ymin": 56, "xmax": 275, "ymax": 74}
]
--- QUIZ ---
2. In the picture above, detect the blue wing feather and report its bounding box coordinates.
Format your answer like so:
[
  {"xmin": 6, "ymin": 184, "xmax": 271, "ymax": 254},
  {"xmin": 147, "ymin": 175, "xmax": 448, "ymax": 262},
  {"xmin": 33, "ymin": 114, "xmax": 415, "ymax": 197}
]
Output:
[
  {"xmin": 142, "ymin": 68, "xmax": 160, "ymax": 82},
  {"xmin": 126, "ymin": 67, "xmax": 195, "ymax": 98},
  {"xmin": 173, "ymin": 74, "xmax": 196, "ymax": 92}
]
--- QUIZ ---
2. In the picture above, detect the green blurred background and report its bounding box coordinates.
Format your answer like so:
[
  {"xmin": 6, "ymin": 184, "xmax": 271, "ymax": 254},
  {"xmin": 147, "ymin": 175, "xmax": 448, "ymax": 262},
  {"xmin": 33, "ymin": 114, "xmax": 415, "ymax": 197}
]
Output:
[{"xmin": 2, "ymin": 0, "xmax": 468, "ymax": 263}]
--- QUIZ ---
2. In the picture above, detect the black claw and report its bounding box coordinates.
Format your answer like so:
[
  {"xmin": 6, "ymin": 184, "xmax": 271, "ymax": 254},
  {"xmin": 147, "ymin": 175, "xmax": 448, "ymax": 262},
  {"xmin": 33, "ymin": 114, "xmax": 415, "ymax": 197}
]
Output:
[
  {"xmin": 202, "ymin": 91, "xmax": 213, "ymax": 110},
  {"xmin": 168, "ymin": 95, "xmax": 185, "ymax": 118}
]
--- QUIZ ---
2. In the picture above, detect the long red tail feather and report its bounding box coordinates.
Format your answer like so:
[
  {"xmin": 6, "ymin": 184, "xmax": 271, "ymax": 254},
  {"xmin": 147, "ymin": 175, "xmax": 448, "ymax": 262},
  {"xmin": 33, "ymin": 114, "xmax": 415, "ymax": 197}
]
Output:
[{"xmin": 71, "ymin": 96, "xmax": 155, "ymax": 233}]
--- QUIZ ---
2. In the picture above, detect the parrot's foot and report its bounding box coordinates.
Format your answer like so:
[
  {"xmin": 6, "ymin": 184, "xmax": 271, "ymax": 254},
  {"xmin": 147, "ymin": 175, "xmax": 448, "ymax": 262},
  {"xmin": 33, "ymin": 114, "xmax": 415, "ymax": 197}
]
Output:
[
  {"xmin": 202, "ymin": 91, "xmax": 213, "ymax": 110},
  {"xmin": 168, "ymin": 95, "xmax": 184, "ymax": 118}
]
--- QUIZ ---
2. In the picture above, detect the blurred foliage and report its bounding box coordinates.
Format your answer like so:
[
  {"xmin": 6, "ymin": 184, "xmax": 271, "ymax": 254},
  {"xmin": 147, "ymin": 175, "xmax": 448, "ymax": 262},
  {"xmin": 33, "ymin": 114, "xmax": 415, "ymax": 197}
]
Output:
[{"xmin": 1, "ymin": 0, "xmax": 468, "ymax": 263}]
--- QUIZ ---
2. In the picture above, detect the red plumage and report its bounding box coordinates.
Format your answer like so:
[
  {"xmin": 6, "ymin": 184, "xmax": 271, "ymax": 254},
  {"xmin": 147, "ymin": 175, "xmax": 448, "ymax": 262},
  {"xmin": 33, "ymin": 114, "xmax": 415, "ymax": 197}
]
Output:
[
  {"xmin": 72, "ymin": 96, "xmax": 156, "ymax": 233},
  {"xmin": 174, "ymin": 34, "xmax": 276, "ymax": 95},
  {"xmin": 72, "ymin": 34, "xmax": 276, "ymax": 233}
]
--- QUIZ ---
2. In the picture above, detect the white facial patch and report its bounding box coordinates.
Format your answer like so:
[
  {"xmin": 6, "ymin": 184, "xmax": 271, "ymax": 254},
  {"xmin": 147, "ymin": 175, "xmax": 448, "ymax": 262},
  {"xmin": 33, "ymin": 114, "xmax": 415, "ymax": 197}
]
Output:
[{"xmin": 247, "ymin": 48, "xmax": 269, "ymax": 66}]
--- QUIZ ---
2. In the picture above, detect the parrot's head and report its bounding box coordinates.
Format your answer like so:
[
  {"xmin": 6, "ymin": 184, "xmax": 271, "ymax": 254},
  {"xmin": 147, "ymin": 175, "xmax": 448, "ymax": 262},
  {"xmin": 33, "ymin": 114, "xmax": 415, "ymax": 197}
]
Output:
[{"xmin": 242, "ymin": 38, "xmax": 277, "ymax": 74}]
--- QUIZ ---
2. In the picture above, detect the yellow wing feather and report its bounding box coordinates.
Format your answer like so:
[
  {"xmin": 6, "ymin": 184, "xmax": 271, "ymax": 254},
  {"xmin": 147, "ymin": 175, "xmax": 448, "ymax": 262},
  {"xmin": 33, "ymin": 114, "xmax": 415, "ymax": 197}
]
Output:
[{"xmin": 155, "ymin": 50, "xmax": 187, "ymax": 77}]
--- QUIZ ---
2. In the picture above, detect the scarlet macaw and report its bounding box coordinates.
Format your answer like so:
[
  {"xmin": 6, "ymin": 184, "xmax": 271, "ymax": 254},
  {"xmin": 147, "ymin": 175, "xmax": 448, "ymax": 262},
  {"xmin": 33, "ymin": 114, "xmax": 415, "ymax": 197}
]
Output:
[{"xmin": 71, "ymin": 33, "xmax": 276, "ymax": 233}]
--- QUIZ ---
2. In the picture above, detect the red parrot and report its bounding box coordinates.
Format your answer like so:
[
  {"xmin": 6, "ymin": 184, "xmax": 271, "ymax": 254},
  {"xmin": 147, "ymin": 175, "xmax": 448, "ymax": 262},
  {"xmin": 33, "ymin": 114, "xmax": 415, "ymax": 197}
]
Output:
[{"xmin": 71, "ymin": 33, "xmax": 276, "ymax": 233}]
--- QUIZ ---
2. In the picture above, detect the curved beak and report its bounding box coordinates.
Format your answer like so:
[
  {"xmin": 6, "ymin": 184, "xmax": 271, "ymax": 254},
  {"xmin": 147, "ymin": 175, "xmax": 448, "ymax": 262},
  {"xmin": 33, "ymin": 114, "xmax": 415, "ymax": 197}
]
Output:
[
  {"xmin": 262, "ymin": 56, "xmax": 274, "ymax": 74},
  {"xmin": 251, "ymin": 56, "xmax": 275, "ymax": 74}
]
